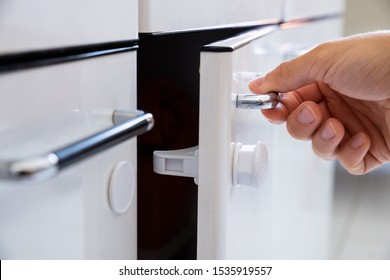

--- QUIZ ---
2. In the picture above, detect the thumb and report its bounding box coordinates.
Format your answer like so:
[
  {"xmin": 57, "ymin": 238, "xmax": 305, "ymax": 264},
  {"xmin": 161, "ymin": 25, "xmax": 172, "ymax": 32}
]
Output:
[{"xmin": 248, "ymin": 44, "xmax": 331, "ymax": 94}]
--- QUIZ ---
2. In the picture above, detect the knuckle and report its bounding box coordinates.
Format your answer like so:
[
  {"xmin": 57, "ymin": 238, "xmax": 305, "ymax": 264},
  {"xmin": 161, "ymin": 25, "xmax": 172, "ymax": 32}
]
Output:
[
  {"xmin": 338, "ymin": 156, "xmax": 366, "ymax": 175},
  {"xmin": 286, "ymin": 120, "xmax": 311, "ymax": 140},
  {"xmin": 311, "ymin": 141, "xmax": 337, "ymax": 160},
  {"xmin": 268, "ymin": 61, "xmax": 290, "ymax": 81}
]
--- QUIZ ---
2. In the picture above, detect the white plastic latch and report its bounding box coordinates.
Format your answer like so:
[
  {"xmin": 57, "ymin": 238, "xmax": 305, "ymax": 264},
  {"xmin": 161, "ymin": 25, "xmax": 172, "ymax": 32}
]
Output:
[
  {"xmin": 232, "ymin": 141, "xmax": 268, "ymax": 189},
  {"xmin": 153, "ymin": 146, "xmax": 199, "ymax": 184}
]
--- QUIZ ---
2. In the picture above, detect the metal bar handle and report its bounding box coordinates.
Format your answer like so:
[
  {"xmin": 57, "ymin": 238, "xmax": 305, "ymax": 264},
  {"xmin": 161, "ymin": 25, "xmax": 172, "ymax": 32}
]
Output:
[{"xmin": 0, "ymin": 111, "xmax": 154, "ymax": 182}]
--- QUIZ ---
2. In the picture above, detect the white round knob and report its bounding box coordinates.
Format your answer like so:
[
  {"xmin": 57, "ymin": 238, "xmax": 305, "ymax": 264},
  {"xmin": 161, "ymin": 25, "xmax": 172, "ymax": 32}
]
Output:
[
  {"xmin": 108, "ymin": 161, "xmax": 136, "ymax": 214},
  {"xmin": 232, "ymin": 142, "xmax": 268, "ymax": 188}
]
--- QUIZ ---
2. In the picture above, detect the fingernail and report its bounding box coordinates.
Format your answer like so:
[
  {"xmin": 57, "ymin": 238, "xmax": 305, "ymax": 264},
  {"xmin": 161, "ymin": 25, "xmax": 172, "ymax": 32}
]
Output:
[
  {"xmin": 321, "ymin": 122, "xmax": 336, "ymax": 140},
  {"xmin": 298, "ymin": 106, "xmax": 316, "ymax": 125},
  {"xmin": 350, "ymin": 134, "xmax": 365, "ymax": 149},
  {"xmin": 248, "ymin": 76, "xmax": 265, "ymax": 91}
]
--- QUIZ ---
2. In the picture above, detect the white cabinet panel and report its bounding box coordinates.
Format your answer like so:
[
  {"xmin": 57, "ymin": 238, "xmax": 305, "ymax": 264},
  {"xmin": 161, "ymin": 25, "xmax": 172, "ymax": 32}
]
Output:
[
  {"xmin": 139, "ymin": 0, "xmax": 283, "ymax": 33},
  {"xmin": 0, "ymin": 52, "xmax": 138, "ymax": 259},
  {"xmin": 284, "ymin": 0, "xmax": 345, "ymax": 21},
  {"xmin": 0, "ymin": 0, "xmax": 138, "ymax": 54},
  {"xmin": 198, "ymin": 19, "xmax": 343, "ymax": 259}
]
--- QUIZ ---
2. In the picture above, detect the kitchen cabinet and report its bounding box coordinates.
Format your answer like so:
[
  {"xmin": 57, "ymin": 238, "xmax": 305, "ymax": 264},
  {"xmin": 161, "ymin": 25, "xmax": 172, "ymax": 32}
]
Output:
[
  {"xmin": 0, "ymin": 51, "xmax": 143, "ymax": 259},
  {"xmin": 0, "ymin": 0, "xmax": 142, "ymax": 259},
  {"xmin": 0, "ymin": 0, "xmax": 344, "ymax": 259},
  {"xmin": 142, "ymin": 0, "xmax": 344, "ymax": 259}
]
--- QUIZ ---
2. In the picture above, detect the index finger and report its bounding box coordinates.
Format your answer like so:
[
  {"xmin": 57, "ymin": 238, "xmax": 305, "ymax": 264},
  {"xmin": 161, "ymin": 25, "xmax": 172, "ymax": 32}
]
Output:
[{"xmin": 248, "ymin": 43, "xmax": 332, "ymax": 94}]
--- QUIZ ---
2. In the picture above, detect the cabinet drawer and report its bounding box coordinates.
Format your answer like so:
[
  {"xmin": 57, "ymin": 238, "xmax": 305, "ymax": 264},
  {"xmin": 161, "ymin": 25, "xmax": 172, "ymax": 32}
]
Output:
[
  {"xmin": 0, "ymin": 0, "xmax": 138, "ymax": 54},
  {"xmin": 197, "ymin": 18, "xmax": 343, "ymax": 259},
  {"xmin": 139, "ymin": 0, "xmax": 283, "ymax": 33},
  {"xmin": 0, "ymin": 52, "xmax": 138, "ymax": 259},
  {"xmin": 284, "ymin": 0, "xmax": 344, "ymax": 21},
  {"xmin": 0, "ymin": 53, "xmax": 136, "ymax": 130}
]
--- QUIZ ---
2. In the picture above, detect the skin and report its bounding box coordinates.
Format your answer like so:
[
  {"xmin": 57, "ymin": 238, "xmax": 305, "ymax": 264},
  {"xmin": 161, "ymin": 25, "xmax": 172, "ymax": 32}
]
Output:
[{"xmin": 248, "ymin": 31, "xmax": 390, "ymax": 175}]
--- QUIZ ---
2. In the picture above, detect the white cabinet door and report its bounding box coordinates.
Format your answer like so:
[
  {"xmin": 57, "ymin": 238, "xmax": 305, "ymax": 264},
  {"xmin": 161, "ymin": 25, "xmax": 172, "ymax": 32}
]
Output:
[
  {"xmin": 198, "ymin": 18, "xmax": 343, "ymax": 259},
  {"xmin": 0, "ymin": 51, "xmax": 146, "ymax": 259},
  {"xmin": 0, "ymin": 0, "xmax": 138, "ymax": 54},
  {"xmin": 283, "ymin": 0, "xmax": 344, "ymax": 21},
  {"xmin": 139, "ymin": 0, "xmax": 345, "ymax": 34},
  {"xmin": 139, "ymin": 0, "xmax": 283, "ymax": 33}
]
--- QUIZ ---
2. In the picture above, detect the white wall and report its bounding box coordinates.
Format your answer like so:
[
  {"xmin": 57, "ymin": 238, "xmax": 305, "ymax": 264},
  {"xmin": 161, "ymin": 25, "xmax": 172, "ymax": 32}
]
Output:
[{"xmin": 344, "ymin": 0, "xmax": 390, "ymax": 35}]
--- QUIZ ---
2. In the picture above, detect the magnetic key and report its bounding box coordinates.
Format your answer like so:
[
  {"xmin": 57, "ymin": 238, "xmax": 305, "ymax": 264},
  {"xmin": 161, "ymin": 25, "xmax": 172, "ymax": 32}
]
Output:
[{"xmin": 236, "ymin": 92, "xmax": 279, "ymax": 109}]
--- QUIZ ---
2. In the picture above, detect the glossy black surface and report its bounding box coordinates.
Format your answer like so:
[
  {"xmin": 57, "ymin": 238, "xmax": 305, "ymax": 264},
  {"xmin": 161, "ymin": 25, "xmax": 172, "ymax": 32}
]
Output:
[{"xmin": 0, "ymin": 40, "xmax": 138, "ymax": 73}]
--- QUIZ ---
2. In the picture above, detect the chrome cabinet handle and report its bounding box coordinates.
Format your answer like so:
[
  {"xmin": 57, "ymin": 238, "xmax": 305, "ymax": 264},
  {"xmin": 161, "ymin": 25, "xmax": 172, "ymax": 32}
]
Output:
[{"xmin": 0, "ymin": 111, "xmax": 154, "ymax": 182}]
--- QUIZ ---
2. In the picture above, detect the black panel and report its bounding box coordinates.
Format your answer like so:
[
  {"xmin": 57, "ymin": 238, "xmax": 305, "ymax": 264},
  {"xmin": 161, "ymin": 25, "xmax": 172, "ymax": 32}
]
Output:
[{"xmin": 0, "ymin": 40, "xmax": 138, "ymax": 74}]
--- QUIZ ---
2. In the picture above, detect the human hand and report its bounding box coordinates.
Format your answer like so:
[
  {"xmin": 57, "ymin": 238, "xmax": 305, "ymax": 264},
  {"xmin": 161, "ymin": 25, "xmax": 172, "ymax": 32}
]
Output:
[{"xmin": 248, "ymin": 31, "xmax": 390, "ymax": 174}]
